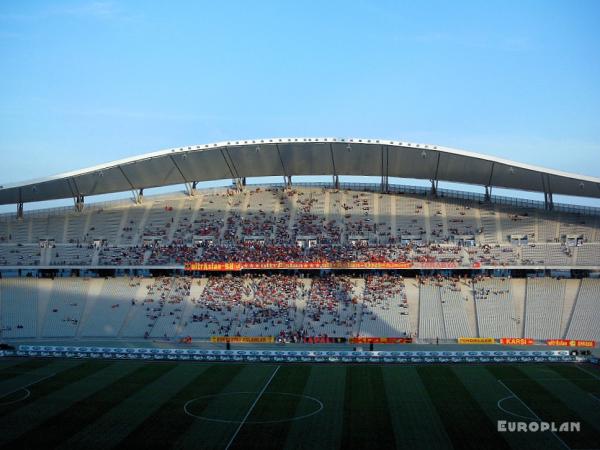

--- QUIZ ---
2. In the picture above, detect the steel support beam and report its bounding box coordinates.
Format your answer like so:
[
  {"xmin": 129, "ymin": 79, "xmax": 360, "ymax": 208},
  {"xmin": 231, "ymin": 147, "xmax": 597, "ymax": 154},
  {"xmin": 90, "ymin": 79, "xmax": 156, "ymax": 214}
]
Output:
[
  {"xmin": 74, "ymin": 194, "xmax": 85, "ymax": 212},
  {"xmin": 132, "ymin": 188, "xmax": 144, "ymax": 204},
  {"xmin": 380, "ymin": 145, "xmax": 389, "ymax": 193}
]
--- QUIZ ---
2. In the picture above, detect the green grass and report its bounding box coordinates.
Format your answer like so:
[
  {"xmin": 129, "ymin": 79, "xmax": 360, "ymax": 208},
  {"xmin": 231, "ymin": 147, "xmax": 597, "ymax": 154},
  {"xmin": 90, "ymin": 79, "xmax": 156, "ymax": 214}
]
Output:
[{"xmin": 0, "ymin": 358, "xmax": 598, "ymax": 450}]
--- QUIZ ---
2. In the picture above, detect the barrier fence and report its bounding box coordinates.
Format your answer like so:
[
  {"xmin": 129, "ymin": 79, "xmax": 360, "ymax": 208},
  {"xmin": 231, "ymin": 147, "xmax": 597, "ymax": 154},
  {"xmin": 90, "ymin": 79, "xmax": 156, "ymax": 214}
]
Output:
[{"xmin": 6, "ymin": 345, "xmax": 579, "ymax": 364}]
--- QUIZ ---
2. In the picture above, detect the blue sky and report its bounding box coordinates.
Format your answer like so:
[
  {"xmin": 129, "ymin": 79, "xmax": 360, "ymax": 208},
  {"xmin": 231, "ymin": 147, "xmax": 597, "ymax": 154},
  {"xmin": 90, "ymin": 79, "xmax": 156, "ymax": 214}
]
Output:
[{"xmin": 1, "ymin": 0, "xmax": 599, "ymax": 211}]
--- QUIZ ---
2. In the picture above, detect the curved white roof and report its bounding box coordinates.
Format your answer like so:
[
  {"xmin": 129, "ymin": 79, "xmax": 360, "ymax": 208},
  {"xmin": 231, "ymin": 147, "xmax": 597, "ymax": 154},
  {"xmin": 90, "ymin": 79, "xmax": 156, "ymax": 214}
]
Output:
[{"xmin": 1, "ymin": 137, "xmax": 599, "ymax": 204}]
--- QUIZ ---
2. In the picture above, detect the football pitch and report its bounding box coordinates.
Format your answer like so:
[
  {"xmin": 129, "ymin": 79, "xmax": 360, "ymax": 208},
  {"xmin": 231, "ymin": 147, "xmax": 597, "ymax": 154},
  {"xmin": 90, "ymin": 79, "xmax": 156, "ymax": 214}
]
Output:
[{"xmin": 0, "ymin": 359, "xmax": 599, "ymax": 450}]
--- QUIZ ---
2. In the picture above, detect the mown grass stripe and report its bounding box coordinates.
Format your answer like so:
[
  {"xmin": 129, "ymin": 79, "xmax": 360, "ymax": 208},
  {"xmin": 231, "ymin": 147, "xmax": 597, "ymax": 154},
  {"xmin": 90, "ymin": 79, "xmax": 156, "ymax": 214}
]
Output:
[
  {"xmin": 487, "ymin": 365, "xmax": 600, "ymax": 449},
  {"xmin": 6, "ymin": 362, "xmax": 177, "ymax": 449},
  {"xmin": 382, "ymin": 366, "xmax": 453, "ymax": 450},
  {"xmin": 229, "ymin": 365, "xmax": 312, "ymax": 450},
  {"xmin": 525, "ymin": 365, "xmax": 600, "ymax": 434},
  {"xmin": 452, "ymin": 365, "xmax": 563, "ymax": 450},
  {"xmin": 418, "ymin": 366, "xmax": 510, "ymax": 450},
  {"xmin": 0, "ymin": 360, "xmax": 110, "ymax": 418},
  {"xmin": 0, "ymin": 358, "xmax": 54, "ymax": 381},
  {"xmin": 57, "ymin": 364, "xmax": 210, "ymax": 450},
  {"xmin": 173, "ymin": 364, "xmax": 277, "ymax": 449},
  {"xmin": 0, "ymin": 360, "xmax": 131, "ymax": 446},
  {"xmin": 115, "ymin": 364, "xmax": 247, "ymax": 449},
  {"xmin": 341, "ymin": 366, "xmax": 396, "ymax": 450},
  {"xmin": 283, "ymin": 365, "xmax": 346, "ymax": 450},
  {"xmin": 547, "ymin": 364, "xmax": 600, "ymax": 394}
]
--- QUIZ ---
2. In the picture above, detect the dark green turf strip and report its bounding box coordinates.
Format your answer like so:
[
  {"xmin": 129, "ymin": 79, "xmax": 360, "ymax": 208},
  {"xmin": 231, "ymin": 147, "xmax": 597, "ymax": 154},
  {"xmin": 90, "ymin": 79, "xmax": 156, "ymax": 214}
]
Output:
[
  {"xmin": 418, "ymin": 366, "xmax": 511, "ymax": 450},
  {"xmin": 0, "ymin": 360, "xmax": 110, "ymax": 417},
  {"xmin": 452, "ymin": 365, "xmax": 564, "ymax": 450},
  {"xmin": 5, "ymin": 362, "xmax": 177, "ymax": 449},
  {"xmin": 229, "ymin": 365, "xmax": 312, "ymax": 450},
  {"xmin": 546, "ymin": 364, "xmax": 600, "ymax": 394},
  {"xmin": 340, "ymin": 366, "xmax": 396, "ymax": 450},
  {"xmin": 115, "ymin": 364, "xmax": 246, "ymax": 450},
  {"xmin": 172, "ymin": 364, "xmax": 277, "ymax": 449},
  {"xmin": 382, "ymin": 366, "xmax": 453, "ymax": 450},
  {"xmin": 0, "ymin": 359, "xmax": 54, "ymax": 381},
  {"xmin": 57, "ymin": 364, "xmax": 210, "ymax": 450},
  {"xmin": 283, "ymin": 365, "xmax": 346, "ymax": 450},
  {"xmin": 488, "ymin": 365, "xmax": 600, "ymax": 449},
  {"xmin": 525, "ymin": 365, "xmax": 600, "ymax": 434}
]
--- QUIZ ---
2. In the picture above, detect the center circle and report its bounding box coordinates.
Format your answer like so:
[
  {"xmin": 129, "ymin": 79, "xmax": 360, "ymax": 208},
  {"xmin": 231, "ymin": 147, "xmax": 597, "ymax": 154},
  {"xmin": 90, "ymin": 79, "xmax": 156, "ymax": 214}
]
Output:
[
  {"xmin": 0, "ymin": 388, "xmax": 30, "ymax": 406},
  {"xmin": 183, "ymin": 391, "xmax": 323, "ymax": 424}
]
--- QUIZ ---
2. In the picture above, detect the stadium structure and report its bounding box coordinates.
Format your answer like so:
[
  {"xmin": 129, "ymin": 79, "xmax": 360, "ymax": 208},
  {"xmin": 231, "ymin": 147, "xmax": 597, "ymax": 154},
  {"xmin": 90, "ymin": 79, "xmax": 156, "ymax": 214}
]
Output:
[
  {"xmin": 2, "ymin": 138, "xmax": 600, "ymax": 450},
  {"xmin": 0, "ymin": 137, "xmax": 599, "ymax": 346}
]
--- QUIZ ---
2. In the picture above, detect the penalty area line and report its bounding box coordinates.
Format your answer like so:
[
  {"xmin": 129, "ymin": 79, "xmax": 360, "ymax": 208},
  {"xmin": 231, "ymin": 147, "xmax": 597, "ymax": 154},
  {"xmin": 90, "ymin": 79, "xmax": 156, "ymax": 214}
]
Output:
[
  {"xmin": 497, "ymin": 379, "xmax": 571, "ymax": 450},
  {"xmin": 575, "ymin": 365, "xmax": 600, "ymax": 382},
  {"xmin": 0, "ymin": 372, "xmax": 57, "ymax": 400},
  {"xmin": 224, "ymin": 366, "xmax": 280, "ymax": 450}
]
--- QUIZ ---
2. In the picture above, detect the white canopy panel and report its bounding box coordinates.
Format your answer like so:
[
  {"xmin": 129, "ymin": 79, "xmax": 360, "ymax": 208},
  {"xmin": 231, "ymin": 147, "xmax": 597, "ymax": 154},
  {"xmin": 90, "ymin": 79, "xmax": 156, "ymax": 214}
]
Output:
[{"xmin": 1, "ymin": 137, "xmax": 599, "ymax": 204}]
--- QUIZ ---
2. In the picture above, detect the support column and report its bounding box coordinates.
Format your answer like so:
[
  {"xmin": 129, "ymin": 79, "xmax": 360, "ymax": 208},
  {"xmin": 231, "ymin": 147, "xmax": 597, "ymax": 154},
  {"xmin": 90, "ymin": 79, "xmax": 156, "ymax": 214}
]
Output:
[
  {"xmin": 430, "ymin": 179, "xmax": 438, "ymax": 196},
  {"xmin": 333, "ymin": 175, "xmax": 339, "ymax": 189},
  {"xmin": 133, "ymin": 189, "xmax": 144, "ymax": 204},
  {"xmin": 233, "ymin": 178, "xmax": 244, "ymax": 191},
  {"xmin": 381, "ymin": 175, "xmax": 389, "ymax": 193},
  {"xmin": 544, "ymin": 192, "xmax": 554, "ymax": 211},
  {"xmin": 74, "ymin": 194, "xmax": 85, "ymax": 212},
  {"xmin": 17, "ymin": 202, "xmax": 23, "ymax": 220},
  {"xmin": 484, "ymin": 186, "xmax": 491, "ymax": 201},
  {"xmin": 186, "ymin": 181, "xmax": 197, "ymax": 197}
]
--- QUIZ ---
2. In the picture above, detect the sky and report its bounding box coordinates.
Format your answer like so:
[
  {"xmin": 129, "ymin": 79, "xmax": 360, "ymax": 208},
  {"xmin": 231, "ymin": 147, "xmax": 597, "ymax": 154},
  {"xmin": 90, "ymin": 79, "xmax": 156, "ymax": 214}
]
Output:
[{"xmin": 1, "ymin": 0, "xmax": 599, "ymax": 212}]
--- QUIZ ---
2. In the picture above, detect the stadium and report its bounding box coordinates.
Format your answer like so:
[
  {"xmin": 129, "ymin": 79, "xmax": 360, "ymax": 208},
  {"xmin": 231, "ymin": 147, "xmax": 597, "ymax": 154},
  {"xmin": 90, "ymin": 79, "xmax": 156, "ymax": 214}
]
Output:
[{"xmin": 0, "ymin": 137, "xmax": 599, "ymax": 449}]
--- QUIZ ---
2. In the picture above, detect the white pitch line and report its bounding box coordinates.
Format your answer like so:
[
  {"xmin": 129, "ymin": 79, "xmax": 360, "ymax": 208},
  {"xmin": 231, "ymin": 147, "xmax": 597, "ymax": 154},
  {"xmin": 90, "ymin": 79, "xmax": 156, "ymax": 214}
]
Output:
[
  {"xmin": 496, "ymin": 396, "xmax": 536, "ymax": 421},
  {"xmin": 224, "ymin": 366, "xmax": 280, "ymax": 450},
  {"xmin": 589, "ymin": 393, "xmax": 600, "ymax": 404},
  {"xmin": 575, "ymin": 365, "xmax": 600, "ymax": 382},
  {"xmin": 497, "ymin": 379, "xmax": 571, "ymax": 450},
  {"xmin": 0, "ymin": 372, "xmax": 56, "ymax": 400}
]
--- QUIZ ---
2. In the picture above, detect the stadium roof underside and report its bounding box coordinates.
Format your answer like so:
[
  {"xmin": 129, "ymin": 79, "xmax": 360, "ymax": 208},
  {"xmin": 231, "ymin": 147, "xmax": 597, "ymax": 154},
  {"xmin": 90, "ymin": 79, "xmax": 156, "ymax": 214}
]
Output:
[{"xmin": 2, "ymin": 137, "xmax": 600, "ymax": 206}]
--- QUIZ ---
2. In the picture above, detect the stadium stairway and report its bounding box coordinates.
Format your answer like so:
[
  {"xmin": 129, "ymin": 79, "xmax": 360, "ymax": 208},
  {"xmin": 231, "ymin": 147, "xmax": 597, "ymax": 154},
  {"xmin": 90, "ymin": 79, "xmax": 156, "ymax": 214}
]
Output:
[
  {"xmin": 177, "ymin": 278, "xmax": 207, "ymax": 337},
  {"xmin": 132, "ymin": 204, "xmax": 153, "ymax": 246},
  {"xmin": 36, "ymin": 279, "xmax": 53, "ymax": 338},
  {"xmin": 460, "ymin": 280, "xmax": 478, "ymax": 337},
  {"xmin": 350, "ymin": 278, "xmax": 365, "ymax": 337},
  {"xmin": 166, "ymin": 199, "xmax": 187, "ymax": 244},
  {"xmin": 76, "ymin": 278, "xmax": 105, "ymax": 337},
  {"xmin": 117, "ymin": 278, "xmax": 155, "ymax": 337},
  {"xmin": 511, "ymin": 278, "xmax": 527, "ymax": 337},
  {"xmin": 114, "ymin": 208, "xmax": 131, "ymax": 246},
  {"xmin": 405, "ymin": 279, "xmax": 420, "ymax": 336},
  {"xmin": 560, "ymin": 279, "xmax": 581, "ymax": 338},
  {"xmin": 293, "ymin": 279, "xmax": 312, "ymax": 330}
]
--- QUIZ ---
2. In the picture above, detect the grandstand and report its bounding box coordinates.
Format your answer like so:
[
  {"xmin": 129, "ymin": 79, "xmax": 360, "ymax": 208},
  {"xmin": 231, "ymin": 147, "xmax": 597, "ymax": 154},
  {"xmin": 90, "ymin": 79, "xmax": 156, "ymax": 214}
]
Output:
[{"xmin": 0, "ymin": 138, "xmax": 598, "ymax": 345}]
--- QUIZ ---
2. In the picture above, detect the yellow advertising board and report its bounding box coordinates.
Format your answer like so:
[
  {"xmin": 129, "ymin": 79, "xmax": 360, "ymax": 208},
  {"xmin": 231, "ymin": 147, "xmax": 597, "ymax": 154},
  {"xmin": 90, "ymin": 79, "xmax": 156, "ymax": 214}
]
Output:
[{"xmin": 457, "ymin": 337, "xmax": 495, "ymax": 344}]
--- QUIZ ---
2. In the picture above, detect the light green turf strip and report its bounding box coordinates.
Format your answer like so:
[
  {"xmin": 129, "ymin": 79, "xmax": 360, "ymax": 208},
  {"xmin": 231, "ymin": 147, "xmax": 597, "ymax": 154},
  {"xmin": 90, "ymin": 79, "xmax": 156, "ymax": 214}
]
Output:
[
  {"xmin": 487, "ymin": 365, "xmax": 600, "ymax": 450},
  {"xmin": 381, "ymin": 366, "xmax": 453, "ymax": 450},
  {"xmin": 228, "ymin": 365, "xmax": 313, "ymax": 450},
  {"xmin": 0, "ymin": 359, "xmax": 94, "ymax": 417},
  {"xmin": 0, "ymin": 360, "xmax": 74, "ymax": 396},
  {"xmin": 56, "ymin": 363, "xmax": 212, "ymax": 450},
  {"xmin": 0, "ymin": 361, "xmax": 142, "ymax": 445},
  {"xmin": 521, "ymin": 364, "xmax": 600, "ymax": 434},
  {"xmin": 173, "ymin": 364, "xmax": 278, "ymax": 450},
  {"xmin": 0, "ymin": 358, "xmax": 54, "ymax": 378},
  {"xmin": 341, "ymin": 365, "xmax": 397, "ymax": 449},
  {"xmin": 283, "ymin": 365, "xmax": 346, "ymax": 450},
  {"xmin": 113, "ymin": 364, "xmax": 250, "ymax": 449},
  {"xmin": 452, "ymin": 365, "xmax": 563, "ymax": 450}
]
